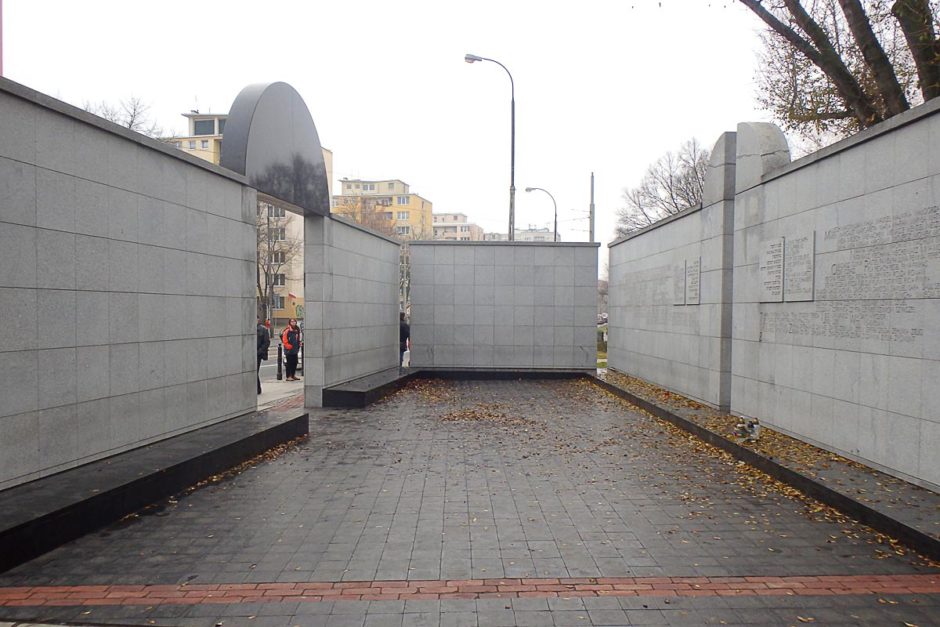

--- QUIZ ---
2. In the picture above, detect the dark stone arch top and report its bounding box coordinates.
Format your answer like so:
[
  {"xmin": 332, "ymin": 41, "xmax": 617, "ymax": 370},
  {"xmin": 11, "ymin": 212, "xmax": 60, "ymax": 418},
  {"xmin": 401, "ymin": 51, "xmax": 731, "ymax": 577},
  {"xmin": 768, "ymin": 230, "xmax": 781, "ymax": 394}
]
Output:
[{"xmin": 220, "ymin": 82, "xmax": 329, "ymax": 216}]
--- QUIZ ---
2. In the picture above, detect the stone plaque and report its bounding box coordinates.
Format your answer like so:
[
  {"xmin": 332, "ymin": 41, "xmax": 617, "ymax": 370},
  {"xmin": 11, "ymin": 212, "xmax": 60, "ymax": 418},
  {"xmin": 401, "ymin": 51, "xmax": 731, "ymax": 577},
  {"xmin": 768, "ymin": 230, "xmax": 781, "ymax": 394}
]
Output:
[
  {"xmin": 759, "ymin": 238, "xmax": 784, "ymax": 302},
  {"xmin": 673, "ymin": 260, "xmax": 686, "ymax": 305},
  {"xmin": 685, "ymin": 257, "xmax": 701, "ymax": 305},
  {"xmin": 785, "ymin": 233, "xmax": 815, "ymax": 301}
]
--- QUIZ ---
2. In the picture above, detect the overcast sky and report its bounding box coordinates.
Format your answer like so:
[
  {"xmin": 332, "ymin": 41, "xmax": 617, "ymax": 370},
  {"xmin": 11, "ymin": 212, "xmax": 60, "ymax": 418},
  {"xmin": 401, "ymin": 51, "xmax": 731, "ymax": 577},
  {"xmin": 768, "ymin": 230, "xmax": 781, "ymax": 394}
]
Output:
[{"xmin": 4, "ymin": 0, "xmax": 770, "ymax": 259}]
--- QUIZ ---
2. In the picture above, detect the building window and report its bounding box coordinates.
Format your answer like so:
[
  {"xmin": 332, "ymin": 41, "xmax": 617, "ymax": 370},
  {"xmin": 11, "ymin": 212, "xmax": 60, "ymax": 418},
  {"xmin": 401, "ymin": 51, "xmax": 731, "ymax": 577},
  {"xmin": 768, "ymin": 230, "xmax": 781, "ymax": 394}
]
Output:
[
  {"xmin": 396, "ymin": 226, "xmax": 411, "ymax": 235},
  {"xmin": 397, "ymin": 196, "xmax": 408, "ymax": 205},
  {"xmin": 397, "ymin": 211, "xmax": 409, "ymax": 220},
  {"xmin": 388, "ymin": 182, "xmax": 395, "ymax": 190},
  {"xmin": 273, "ymin": 295, "xmax": 285, "ymax": 309},
  {"xmin": 266, "ymin": 205, "xmax": 286, "ymax": 218},
  {"xmin": 273, "ymin": 273, "xmax": 286, "ymax": 286},
  {"xmin": 188, "ymin": 140, "xmax": 196, "ymax": 149},
  {"xmin": 273, "ymin": 227, "xmax": 286, "ymax": 241},
  {"xmin": 367, "ymin": 183, "xmax": 375, "ymax": 191},
  {"xmin": 383, "ymin": 212, "xmax": 393, "ymax": 220},
  {"xmin": 218, "ymin": 119, "xmax": 226, "ymax": 134},
  {"xmin": 201, "ymin": 140, "xmax": 209, "ymax": 149},
  {"xmin": 460, "ymin": 226, "xmax": 469, "ymax": 232},
  {"xmin": 193, "ymin": 120, "xmax": 214, "ymax": 135},
  {"xmin": 355, "ymin": 184, "xmax": 361, "ymax": 189},
  {"xmin": 270, "ymin": 251, "xmax": 286, "ymax": 264}
]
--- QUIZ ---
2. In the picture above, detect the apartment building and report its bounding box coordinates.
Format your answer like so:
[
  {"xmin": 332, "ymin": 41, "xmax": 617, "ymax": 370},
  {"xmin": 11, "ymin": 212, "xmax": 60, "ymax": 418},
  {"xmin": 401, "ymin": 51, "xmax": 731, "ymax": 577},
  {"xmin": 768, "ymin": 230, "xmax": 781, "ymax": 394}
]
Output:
[
  {"xmin": 483, "ymin": 226, "xmax": 560, "ymax": 242},
  {"xmin": 333, "ymin": 178, "xmax": 432, "ymax": 239},
  {"xmin": 432, "ymin": 213, "xmax": 484, "ymax": 241}
]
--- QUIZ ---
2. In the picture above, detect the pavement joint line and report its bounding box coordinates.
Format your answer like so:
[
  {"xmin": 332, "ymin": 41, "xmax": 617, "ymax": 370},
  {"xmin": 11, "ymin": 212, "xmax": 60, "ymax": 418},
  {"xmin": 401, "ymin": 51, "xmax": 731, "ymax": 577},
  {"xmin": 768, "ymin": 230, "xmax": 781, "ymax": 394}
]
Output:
[{"xmin": 0, "ymin": 574, "xmax": 936, "ymax": 606}]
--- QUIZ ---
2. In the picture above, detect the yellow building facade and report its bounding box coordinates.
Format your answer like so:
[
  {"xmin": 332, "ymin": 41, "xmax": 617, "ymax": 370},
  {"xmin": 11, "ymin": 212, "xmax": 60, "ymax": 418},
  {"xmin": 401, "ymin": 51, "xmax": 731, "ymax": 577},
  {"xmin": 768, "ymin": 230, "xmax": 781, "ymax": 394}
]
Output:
[{"xmin": 332, "ymin": 179, "xmax": 432, "ymax": 239}]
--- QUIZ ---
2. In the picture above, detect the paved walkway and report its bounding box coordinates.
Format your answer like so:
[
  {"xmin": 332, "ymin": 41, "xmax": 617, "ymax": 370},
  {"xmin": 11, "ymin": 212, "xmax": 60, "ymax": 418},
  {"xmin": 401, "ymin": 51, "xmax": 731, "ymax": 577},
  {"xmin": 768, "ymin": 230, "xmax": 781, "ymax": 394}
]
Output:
[{"xmin": 0, "ymin": 379, "xmax": 937, "ymax": 625}]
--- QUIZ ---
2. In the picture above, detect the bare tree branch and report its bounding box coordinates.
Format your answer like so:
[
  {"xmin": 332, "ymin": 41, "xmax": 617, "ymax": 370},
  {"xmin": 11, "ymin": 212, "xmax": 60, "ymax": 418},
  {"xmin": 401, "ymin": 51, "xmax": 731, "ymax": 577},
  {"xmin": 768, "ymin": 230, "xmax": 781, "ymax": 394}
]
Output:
[
  {"xmin": 616, "ymin": 139, "xmax": 709, "ymax": 237},
  {"xmin": 740, "ymin": 0, "xmax": 882, "ymax": 126},
  {"xmin": 745, "ymin": 0, "xmax": 938, "ymax": 145},
  {"xmin": 83, "ymin": 97, "xmax": 163, "ymax": 138}
]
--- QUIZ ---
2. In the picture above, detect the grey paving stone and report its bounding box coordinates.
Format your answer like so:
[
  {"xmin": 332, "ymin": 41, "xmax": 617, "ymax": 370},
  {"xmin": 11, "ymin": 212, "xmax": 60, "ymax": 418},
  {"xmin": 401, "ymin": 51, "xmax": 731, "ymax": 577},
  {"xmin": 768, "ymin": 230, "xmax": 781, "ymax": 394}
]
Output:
[
  {"xmin": 585, "ymin": 607, "xmax": 632, "ymax": 624},
  {"xmin": 512, "ymin": 609, "xmax": 556, "ymax": 626},
  {"xmin": 0, "ymin": 380, "xmax": 936, "ymax": 627}
]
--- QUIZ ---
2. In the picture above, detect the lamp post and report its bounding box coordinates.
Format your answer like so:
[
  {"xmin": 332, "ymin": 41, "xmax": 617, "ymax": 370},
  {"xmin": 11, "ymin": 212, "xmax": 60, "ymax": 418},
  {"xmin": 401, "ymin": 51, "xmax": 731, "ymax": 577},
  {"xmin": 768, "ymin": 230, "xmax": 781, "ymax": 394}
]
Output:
[
  {"xmin": 525, "ymin": 187, "xmax": 558, "ymax": 242},
  {"xmin": 465, "ymin": 53, "xmax": 515, "ymax": 241}
]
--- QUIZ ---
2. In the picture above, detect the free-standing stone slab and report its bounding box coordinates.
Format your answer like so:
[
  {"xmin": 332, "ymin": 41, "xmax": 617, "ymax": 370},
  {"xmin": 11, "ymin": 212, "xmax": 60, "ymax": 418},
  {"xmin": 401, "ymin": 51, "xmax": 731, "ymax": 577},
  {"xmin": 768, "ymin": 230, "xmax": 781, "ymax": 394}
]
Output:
[{"xmin": 220, "ymin": 82, "xmax": 330, "ymax": 216}]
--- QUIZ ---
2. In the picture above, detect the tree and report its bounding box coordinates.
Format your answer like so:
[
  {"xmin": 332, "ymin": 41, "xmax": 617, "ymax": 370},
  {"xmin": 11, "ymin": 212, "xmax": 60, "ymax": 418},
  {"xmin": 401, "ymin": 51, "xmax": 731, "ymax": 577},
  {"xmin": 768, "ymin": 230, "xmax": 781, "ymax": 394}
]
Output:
[
  {"xmin": 84, "ymin": 97, "xmax": 164, "ymax": 138},
  {"xmin": 615, "ymin": 139, "xmax": 709, "ymax": 237},
  {"xmin": 256, "ymin": 201, "xmax": 303, "ymax": 323},
  {"xmin": 741, "ymin": 0, "xmax": 940, "ymax": 143},
  {"xmin": 332, "ymin": 196, "xmax": 398, "ymax": 237}
]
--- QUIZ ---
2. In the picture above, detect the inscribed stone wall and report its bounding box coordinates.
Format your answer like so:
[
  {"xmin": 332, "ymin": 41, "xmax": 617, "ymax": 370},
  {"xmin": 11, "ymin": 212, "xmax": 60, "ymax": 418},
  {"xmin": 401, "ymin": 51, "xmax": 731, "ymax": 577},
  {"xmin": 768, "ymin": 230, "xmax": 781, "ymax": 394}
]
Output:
[
  {"xmin": 608, "ymin": 132, "xmax": 736, "ymax": 410},
  {"xmin": 408, "ymin": 242, "xmax": 599, "ymax": 370},
  {"xmin": 731, "ymin": 107, "xmax": 940, "ymax": 490},
  {"xmin": 303, "ymin": 215, "xmax": 400, "ymax": 406},
  {"xmin": 0, "ymin": 80, "xmax": 258, "ymax": 489}
]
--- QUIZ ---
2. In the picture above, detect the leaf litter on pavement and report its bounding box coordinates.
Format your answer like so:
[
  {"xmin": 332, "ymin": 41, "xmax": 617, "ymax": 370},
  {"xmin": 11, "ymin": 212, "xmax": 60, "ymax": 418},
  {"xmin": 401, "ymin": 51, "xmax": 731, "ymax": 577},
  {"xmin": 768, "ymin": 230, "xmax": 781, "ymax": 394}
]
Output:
[{"xmin": 387, "ymin": 376, "xmax": 938, "ymax": 569}]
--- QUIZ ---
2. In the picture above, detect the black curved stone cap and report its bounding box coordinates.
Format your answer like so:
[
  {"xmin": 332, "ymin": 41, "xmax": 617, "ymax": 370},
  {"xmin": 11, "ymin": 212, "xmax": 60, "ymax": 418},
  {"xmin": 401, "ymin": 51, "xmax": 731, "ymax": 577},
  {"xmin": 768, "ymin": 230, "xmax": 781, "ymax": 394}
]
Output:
[{"xmin": 220, "ymin": 82, "xmax": 329, "ymax": 216}]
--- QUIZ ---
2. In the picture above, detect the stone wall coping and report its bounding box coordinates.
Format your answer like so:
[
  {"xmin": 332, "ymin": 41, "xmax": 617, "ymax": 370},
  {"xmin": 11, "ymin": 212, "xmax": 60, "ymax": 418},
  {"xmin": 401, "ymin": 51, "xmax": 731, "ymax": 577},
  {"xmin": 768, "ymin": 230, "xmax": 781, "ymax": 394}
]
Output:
[
  {"xmin": 409, "ymin": 240, "xmax": 601, "ymax": 248},
  {"xmin": 607, "ymin": 203, "xmax": 703, "ymax": 248},
  {"xmin": 0, "ymin": 76, "xmax": 249, "ymax": 186},
  {"xmin": 758, "ymin": 95, "xmax": 940, "ymax": 186},
  {"xmin": 607, "ymin": 97, "xmax": 940, "ymax": 248}
]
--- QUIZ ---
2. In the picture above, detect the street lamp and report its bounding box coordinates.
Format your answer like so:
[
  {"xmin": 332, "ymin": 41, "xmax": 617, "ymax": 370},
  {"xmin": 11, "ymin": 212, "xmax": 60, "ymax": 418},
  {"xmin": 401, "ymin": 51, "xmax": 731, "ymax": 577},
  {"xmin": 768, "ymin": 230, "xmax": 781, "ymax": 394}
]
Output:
[
  {"xmin": 465, "ymin": 52, "xmax": 515, "ymax": 241},
  {"xmin": 525, "ymin": 187, "xmax": 558, "ymax": 242}
]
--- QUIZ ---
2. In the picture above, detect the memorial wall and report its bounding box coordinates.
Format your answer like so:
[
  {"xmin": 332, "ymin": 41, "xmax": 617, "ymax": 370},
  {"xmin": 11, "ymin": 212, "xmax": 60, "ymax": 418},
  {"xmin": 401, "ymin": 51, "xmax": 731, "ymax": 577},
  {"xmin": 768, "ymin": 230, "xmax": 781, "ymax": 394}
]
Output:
[
  {"xmin": 408, "ymin": 241, "xmax": 599, "ymax": 371},
  {"xmin": 0, "ymin": 79, "xmax": 258, "ymax": 489},
  {"xmin": 303, "ymin": 215, "xmax": 401, "ymax": 406},
  {"xmin": 608, "ymin": 101, "xmax": 940, "ymax": 491},
  {"xmin": 608, "ymin": 133, "xmax": 736, "ymax": 410}
]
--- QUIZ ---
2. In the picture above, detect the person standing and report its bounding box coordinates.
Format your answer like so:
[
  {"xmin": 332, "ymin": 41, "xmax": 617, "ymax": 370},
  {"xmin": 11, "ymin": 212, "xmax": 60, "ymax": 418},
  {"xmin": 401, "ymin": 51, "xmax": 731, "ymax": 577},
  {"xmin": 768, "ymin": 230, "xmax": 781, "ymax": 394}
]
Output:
[
  {"xmin": 399, "ymin": 311, "xmax": 410, "ymax": 367},
  {"xmin": 256, "ymin": 318, "xmax": 270, "ymax": 394},
  {"xmin": 281, "ymin": 319, "xmax": 302, "ymax": 381}
]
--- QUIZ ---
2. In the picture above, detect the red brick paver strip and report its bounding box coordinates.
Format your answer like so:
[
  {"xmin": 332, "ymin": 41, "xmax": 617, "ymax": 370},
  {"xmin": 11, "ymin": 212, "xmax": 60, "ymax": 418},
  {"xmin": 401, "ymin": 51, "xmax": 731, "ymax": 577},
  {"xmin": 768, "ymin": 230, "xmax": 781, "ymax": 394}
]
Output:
[{"xmin": 1, "ymin": 574, "xmax": 937, "ymax": 607}]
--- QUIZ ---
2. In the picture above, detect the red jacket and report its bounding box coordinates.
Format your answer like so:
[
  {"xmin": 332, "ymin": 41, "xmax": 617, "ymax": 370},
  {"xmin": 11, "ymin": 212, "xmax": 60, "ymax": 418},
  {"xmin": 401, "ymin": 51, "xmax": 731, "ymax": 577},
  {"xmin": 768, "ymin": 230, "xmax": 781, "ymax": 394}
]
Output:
[{"xmin": 281, "ymin": 327, "xmax": 300, "ymax": 354}]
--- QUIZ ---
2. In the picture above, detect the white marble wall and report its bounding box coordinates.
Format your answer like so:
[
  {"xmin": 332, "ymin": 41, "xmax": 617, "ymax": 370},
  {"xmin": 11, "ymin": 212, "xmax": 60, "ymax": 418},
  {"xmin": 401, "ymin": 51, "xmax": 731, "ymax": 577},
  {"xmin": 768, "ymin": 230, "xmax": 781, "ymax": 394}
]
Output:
[
  {"xmin": 408, "ymin": 242, "xmax": 599, "ymax": 370},
  {"xmin": 608, "ymin": 133, "xmax": 736, "ymax": 410},
  {"xmin": 303, "ymin": 215, "xmax": 400, "ymax": 406},
  {"xmin": 0, "ymin": 80, "xmax": 257, "ymax": 489},
  {"xmin": 731, "ymin": 107, "xmax": 940, "ymax": 490}
]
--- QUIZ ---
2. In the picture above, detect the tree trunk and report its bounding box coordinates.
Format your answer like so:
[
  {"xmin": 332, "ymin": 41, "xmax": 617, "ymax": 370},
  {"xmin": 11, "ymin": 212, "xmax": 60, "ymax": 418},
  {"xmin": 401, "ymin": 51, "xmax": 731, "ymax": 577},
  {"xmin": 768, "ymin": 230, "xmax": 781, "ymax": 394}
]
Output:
[
  {"xmin": 892, "ymin": 0, "xmax": 940, "ymax": 100},
  {"xmin": 739, "ymin": 0, "xmax": 883, "ymax": 128},
  {"xmin": 782, "ymin": 0, "xmax": 883, "ymax": 125},
  {"xmin": 838, "ymin": 0, "xmax": 910, "ymax": 115}
]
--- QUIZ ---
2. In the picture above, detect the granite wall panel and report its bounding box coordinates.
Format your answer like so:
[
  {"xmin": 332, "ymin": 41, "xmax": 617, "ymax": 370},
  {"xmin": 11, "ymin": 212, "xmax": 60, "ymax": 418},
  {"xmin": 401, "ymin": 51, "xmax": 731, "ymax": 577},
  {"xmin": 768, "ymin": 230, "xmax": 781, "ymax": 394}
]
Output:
[
  {"xmin": 0, "ymin": 80, "xmax": 257, "ymax": 489},
  {"xmin": 606, "ymin": 99, "xmax": 940, "ymax": 490},
  {"xmin": 303, "ymin": 215, "xmax": 400, "ymax": 407},
  {"xmin": 409, "ymin": 241, "xmax": 599, "ymax": 371}
]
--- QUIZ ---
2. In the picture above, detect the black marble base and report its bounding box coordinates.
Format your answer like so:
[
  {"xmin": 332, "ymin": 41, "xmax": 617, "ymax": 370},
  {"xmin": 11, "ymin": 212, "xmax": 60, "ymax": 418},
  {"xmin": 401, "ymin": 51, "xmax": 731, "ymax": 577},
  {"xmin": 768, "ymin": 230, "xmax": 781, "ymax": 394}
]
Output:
[
  {"xmin": 322, "ymin": 368, "xmax": 419, "ymax": 408},
  {"xmin": 0, "ymin": 408, "xmax": 308, "ymax": 574}
]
